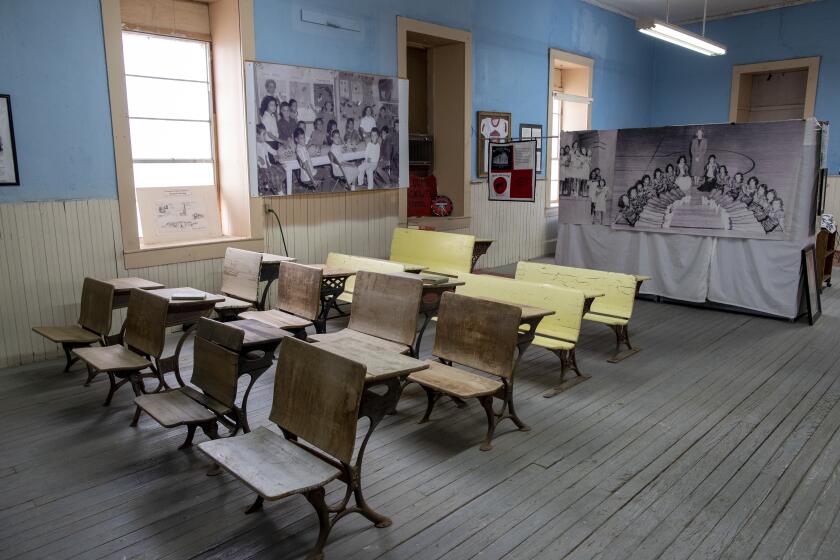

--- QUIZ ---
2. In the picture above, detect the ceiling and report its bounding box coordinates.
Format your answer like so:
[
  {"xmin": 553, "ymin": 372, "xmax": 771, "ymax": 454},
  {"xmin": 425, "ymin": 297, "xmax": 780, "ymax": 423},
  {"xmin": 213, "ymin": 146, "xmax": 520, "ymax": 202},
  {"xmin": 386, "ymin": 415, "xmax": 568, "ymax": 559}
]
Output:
[{"xmin": 584, "ymin": 0, "xmax": 818, "ymax": 23}]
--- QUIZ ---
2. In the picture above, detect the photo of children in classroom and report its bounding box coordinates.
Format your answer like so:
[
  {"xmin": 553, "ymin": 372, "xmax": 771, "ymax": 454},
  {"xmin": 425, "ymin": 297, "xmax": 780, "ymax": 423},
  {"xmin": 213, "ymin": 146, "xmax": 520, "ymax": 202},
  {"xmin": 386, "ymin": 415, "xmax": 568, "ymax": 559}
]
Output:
[
  {"xmin": 555, "ymin": 129, "xmax": 617, "ymax": 226},
  {"xmin": 250, "ymin": 62, "xmax": 406, "ymax": 196}
]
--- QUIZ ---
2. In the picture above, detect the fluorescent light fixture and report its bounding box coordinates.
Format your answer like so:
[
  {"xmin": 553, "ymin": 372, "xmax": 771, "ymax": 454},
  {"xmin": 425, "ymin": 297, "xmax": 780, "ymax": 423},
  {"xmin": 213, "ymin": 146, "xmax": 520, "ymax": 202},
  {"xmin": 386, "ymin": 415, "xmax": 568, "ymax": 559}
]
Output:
[{"xmin": 636, "ymin": 19, "xmax": 726, "ymax": 56}]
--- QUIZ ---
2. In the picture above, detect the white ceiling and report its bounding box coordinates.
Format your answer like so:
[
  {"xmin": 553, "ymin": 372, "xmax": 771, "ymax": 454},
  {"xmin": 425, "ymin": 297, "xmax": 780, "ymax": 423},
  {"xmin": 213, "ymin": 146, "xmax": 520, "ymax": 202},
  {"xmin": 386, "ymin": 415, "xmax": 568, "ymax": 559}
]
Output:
[{"xmin": 584, "ymin": 0, "xmax": 818, "ymax": 23}]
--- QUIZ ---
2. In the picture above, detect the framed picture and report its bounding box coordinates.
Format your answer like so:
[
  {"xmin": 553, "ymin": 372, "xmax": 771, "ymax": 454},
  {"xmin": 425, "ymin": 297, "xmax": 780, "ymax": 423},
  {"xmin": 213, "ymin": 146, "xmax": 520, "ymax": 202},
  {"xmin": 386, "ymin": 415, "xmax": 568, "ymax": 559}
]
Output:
[
  {"xmin": 802, "ymin": 246, "xmax": 821, "ymax": 325},
  {"xmin": 477, "ymin": 111, "xmax": 511, "ymax": 178},
  {"xmin": 519, "ymin": 123, "xmax": 543, "ymax": 174},
  {"xmin": 0, "ymin": 94, "xmax": 20, "ymax": 186}
]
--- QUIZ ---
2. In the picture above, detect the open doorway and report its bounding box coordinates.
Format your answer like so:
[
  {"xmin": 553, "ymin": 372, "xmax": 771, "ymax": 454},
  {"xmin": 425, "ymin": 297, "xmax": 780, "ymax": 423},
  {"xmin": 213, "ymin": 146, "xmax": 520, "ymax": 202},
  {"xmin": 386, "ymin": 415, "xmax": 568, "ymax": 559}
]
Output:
[
  {"xmin": 398, "ymin": 17, "xmax": 471, "ymax": 226},
  {"xmin": 730, "ymin": 57, "xmax": 820, "ymax": 123}
]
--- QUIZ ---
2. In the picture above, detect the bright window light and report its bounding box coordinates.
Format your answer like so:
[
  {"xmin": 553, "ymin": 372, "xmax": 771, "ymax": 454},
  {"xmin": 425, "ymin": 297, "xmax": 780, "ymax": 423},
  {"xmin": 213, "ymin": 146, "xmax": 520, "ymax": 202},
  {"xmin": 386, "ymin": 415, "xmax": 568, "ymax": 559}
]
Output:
[{"xmin": 122, "ymin": 31, "xmax": 217, "ymax": 238}]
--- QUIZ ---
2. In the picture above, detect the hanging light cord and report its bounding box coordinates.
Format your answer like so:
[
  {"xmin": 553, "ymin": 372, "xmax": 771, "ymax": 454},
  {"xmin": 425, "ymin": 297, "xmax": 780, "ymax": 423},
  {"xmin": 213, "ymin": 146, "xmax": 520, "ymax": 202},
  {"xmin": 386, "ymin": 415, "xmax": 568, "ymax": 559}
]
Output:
[{"xmin": 702, "ymin": 0, "xmax": 708, "ymax": 36}]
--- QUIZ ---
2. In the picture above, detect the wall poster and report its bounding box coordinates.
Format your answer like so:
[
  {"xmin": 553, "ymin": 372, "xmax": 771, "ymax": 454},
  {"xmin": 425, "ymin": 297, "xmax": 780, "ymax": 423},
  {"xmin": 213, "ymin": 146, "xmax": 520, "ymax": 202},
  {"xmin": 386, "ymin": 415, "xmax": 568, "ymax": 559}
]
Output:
[
  {"xmin": 519, "ymin": 123, "xmax": 543, "ymax": 174},
  {"xmin": 136, "ymin": 186, "xmax": 222, "ymax": 244},
  {"xmin": 477, "ymin": 111, "xmax": 511, "ymax": 178},
  {"xmin": 246, "ymin": 61, "xmax": 408, "ymax": 197},
  {"xmin": 488, "ymin": 140, "xmax": 536, "ymax": 202},
  {"xmin": 0, "ymin": 94, "xmax": 20, "ymax": 186},
  {"xmin": 557, "ymin": 120, "xmax": 808, "ymax": 240}
]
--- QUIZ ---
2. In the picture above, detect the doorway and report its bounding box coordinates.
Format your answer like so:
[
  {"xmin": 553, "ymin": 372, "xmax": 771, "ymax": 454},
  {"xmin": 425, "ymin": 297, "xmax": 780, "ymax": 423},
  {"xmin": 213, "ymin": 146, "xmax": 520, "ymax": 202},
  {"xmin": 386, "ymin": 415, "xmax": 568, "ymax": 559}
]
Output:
[{"xmin": 730, "ymin": 57, "xmax": 820, "ymax": 123}]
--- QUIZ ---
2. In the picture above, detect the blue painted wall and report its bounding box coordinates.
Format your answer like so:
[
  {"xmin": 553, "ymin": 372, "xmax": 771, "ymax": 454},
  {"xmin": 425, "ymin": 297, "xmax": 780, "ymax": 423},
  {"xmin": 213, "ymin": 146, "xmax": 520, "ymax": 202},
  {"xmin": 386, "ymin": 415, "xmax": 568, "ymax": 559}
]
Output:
[
  {"xmin": 0, "ymin": 0, "xmax": 116, "ymax": 202},
  {"xmin": 648, "ymin": 0, "xmax": 840, "ymax": 172},
  {"xmin": 254, "ymin": 0, "xmax": 656, "ymax": 180}
]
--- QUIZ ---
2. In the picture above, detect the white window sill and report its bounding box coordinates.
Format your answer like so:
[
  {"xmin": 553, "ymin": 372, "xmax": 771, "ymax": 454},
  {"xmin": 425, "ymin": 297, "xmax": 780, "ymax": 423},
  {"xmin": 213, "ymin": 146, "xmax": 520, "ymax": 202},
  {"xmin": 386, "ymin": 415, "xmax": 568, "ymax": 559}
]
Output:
[{"xmin": 124, "ymin": 235, "xmax": 264, "ymax": 269}]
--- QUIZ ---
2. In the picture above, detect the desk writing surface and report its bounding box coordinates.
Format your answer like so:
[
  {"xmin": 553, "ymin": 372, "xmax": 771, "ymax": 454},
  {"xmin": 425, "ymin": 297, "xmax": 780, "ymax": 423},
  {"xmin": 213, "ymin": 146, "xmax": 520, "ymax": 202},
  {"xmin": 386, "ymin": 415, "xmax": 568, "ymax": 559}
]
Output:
[
  {"xmin": 152, "ymin": 288, "xmax": 225, "ymax": 305},
  {"xmin": 305, "ymin": 265, "xmax": 356, "ymax": 279},
  {"xmin": 261, "ymin": 253, "xmax": 297, "ymax": 265},
  {"xmin": 316, "ymin": 336, "xmax": 428, "ymax": 382},
  {"xmin": 472, "ymin": 296, "xmax": 554, "ymax": 321},
  {"xmin": 226, "ymin": 319, "xmax": 291, "ymax": 347},
  {"xmin": 106, "ymin": 277, "xmax": 165, "ymax": 293}
]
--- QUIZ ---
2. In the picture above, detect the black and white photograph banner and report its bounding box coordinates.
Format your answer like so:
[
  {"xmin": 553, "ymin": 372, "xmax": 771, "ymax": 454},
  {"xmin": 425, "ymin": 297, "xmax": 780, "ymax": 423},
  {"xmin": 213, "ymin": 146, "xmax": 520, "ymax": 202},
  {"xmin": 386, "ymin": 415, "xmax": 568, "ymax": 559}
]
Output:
[
  {"xmin": 611, "ymin": 120, "xmax": 806, "ymax": 240},
  {"xmin": 245, "ymin": 62, "xmax": 408, "ymax": 197}
]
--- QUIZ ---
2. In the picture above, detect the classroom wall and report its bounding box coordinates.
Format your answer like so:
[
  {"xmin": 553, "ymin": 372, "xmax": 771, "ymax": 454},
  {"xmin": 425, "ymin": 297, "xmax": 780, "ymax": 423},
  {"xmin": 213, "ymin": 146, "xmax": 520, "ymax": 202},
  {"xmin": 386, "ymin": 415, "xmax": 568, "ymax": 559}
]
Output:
[
  {"xmin": 253, "ymin": 0, "xmax": 656, "ymax": 178},
  {"xmin": 648, "ymin": 0, "xmax": 840, "ymax": 172},
  {"xmin": 0, "ymin": 0, "xmax": 116, "ymax": 203}
]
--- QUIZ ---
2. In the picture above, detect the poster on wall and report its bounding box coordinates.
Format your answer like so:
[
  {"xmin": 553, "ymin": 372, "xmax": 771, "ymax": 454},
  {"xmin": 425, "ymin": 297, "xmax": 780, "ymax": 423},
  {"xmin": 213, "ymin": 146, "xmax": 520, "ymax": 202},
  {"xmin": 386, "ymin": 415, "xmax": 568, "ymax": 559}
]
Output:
[
  {"xmin": 488, "ymin": 140, "xmax": 536, "ymax": 202},
  {"xmin": 136, "ymin": 186, "xmax": 222, "ymax": 244},
  {"xmin": 0, "ymin": 94, "xmax": 20, "ymax": 186},
  {"xmin": 611, "ymin": 120, "xmax": 805, "ymax": 240},
  {"xmin": 556, "ymin": 130, "xmax": 617, "ymax": 225},
  {"xmin": 519, "ymin": 123, "xmax": 543, "ymax": 174},
  {"xmin": 245, "ymin": 61, "xmax": 408, "ymax": 197},
  {"xmin": 477, "ymin": 111, "xmax": 511, "ymax": 178}
]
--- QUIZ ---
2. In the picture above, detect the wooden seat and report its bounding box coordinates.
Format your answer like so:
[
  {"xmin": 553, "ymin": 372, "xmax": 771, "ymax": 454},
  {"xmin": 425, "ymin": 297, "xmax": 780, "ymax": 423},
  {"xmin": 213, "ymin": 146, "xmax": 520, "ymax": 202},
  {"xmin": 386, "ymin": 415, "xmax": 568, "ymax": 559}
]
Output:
[
  {"xmin": 409, "ymin": 361, "xmax": 502, "ymax": 398},
  {"xmin": 308, "ymin": 270, "xmax": 422, "ymax": 355},
  {"xmin": 389, "ymin": 227, "xmax": 475, "ymax": 277},
  {"xmin": 73, "ymin": 288, "xmax": 169, "ymax": 406},
  {"xmin": 515, "ymin": 261, "xmax": 646, "ymax": 362},
  {"xmin": 198, "ymin": 337, "xmax": 368, "ymax": 559},
  {"xmin": 132, "ymin": 318, "xmax": 248, "ymax": 449},
  {"xmin": 240, "ymin": 261, "xmax": 322, "ymax": 337},
  {"xmin": 214, "ymin": 248, "xmax": 263, "ymax": 319},
  {"xmin": 407, "ymin": 292, "xmax": 523, "ymax": 451},
  {"xmin": 32, "ymin": 277, "xmax": 114, "ymax": 372},
  {"xmin": 324, "ymin": 252, "xmax": 405, "ymax": 305},
  {"xmin": 74, "ymin": 345, "xmax": 151, "ymax": 372},
  {"xmin": 455, "ymin": 272, "xmax": 587, "ymax": 397}
]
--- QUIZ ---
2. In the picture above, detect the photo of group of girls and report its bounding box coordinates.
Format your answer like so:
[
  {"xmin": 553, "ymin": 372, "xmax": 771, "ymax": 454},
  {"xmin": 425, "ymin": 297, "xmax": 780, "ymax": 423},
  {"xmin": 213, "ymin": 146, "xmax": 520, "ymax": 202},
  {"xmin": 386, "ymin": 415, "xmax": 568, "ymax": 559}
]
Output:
[
  {"xmin": 557, "ymin": 131, "xmax": 615, "ymax": 225},
  {"xmin": 611, "ymin": 123, "xmax": 800, "ymax": 237},
  {"xmin": 251, "ymin": 63, "xmax": 403, "ymax": 196}
]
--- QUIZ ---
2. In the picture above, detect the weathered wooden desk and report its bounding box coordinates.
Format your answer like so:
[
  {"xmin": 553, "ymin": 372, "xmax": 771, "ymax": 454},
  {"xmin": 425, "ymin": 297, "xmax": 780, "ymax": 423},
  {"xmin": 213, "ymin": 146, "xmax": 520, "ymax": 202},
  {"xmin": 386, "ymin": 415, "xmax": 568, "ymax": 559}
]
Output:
[
  {"xmin": 149, "ymin": 288, "xmax": 225, "ymax": 389},
  {"xmin": 313, "ymin": 335, "xmax": 428, "ymax": 527},
  {"xmin": 211, "ymin": 318, "xmax": 290, "ymax": 433},
  {"xmin": 105, "ymin": 277, "xmax": 165, "ymax": 309},
  {"xmin": 305, "ymin": 265, "xmax": 356, "ymax": 332},
  {"xmin": 386, "ymin": 271, "xmax": 465, "ymax": 357},
  {"xmin": 257, "ymin": 253, "xmax": 298, "ymax": 310}
]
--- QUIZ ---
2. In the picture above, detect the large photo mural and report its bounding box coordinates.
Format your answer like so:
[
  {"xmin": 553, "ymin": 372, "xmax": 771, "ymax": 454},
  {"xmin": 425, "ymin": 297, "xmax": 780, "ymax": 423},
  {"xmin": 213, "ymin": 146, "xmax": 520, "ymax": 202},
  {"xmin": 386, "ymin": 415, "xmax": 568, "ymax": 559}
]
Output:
[
  {"xmin": 557, "ymin": 120, "xmax": 808, "ymax": 240},
  {"xmin": 246, "ymin": 62, "xmax": 408, "ymax": 197}
]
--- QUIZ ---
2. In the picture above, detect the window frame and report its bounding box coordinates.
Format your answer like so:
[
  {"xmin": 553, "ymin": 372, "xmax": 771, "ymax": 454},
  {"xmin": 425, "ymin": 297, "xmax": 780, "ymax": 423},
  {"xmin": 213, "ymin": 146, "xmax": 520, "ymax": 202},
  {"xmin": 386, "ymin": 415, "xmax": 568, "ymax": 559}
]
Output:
[
  {"xmin": 123, "ymin": 31, "xmax": 219, "ymax": 238},
  {"xmin": 729, "ymin": 56, "xmax": 820, "ymax": 123},
  {"xmin": 545, "ymin": 48, "xmax": 594, "ymax": 210},
  {"xmin": 101, "ymin": 0, "xmax": 263, "ymax": 268}
]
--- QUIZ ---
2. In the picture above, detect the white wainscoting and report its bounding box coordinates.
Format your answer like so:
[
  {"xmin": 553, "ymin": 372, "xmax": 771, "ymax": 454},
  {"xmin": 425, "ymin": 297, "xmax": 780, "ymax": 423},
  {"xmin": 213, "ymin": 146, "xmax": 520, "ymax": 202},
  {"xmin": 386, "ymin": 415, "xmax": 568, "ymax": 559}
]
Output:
[{"xmin": 0, "ymin": 181, "xmax": 559, "ymax": 366}]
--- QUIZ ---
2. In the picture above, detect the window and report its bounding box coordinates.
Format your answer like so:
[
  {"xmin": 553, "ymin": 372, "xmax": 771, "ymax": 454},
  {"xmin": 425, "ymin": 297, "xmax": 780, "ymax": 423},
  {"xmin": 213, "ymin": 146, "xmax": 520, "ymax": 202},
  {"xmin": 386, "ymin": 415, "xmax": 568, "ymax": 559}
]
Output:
[
  {"xmin": 546, "ymin": 49, "xmax": 593, "ymax": 208},
  {"xmin": 122, "ymin": 31, "xmax": 219, "ymax": 237}
]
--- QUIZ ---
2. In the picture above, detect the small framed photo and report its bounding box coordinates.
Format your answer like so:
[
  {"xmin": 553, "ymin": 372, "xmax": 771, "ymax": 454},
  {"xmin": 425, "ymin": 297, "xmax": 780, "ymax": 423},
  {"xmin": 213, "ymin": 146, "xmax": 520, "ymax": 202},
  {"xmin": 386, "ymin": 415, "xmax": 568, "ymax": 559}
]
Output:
[
  {"xmin": 519, "ymin": 123, "xmax": 543, "ymax": 174},
  {"xmin": 802, "ymin": 245, "xmax": 821, "ymax": 324},
  {"xmin": 477, "ymin": 111, "xmax": 511, "ymax": 178},
  {"xmin": 0, "ymin": 94, "xmax": 20, "ymax": 186}
]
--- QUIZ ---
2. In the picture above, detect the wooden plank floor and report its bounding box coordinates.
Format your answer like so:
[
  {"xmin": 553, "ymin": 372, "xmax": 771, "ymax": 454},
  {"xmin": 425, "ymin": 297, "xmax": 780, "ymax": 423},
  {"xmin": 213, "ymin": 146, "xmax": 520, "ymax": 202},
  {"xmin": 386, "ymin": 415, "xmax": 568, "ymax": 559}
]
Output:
[{"xmin": 2, "ymin": 286, "xmax": 840, "ymax": 559}]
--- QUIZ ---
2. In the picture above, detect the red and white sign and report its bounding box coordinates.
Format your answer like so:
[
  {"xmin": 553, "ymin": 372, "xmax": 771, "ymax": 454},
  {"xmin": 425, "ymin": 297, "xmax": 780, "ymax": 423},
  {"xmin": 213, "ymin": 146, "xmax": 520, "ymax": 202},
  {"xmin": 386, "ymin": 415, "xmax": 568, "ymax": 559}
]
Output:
[{"xmin": 488, "ymin": 140, "xmax": 536, "ymax": 202}]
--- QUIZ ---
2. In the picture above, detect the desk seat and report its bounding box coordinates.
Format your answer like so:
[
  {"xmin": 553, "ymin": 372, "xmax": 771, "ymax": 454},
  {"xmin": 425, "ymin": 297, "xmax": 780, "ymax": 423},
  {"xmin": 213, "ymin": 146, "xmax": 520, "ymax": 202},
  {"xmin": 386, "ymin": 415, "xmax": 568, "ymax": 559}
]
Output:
[
  {"xmin": 308, "ymin": 329, "xmax": 411, "ymax": 355},
  {"xmin": 408, "ymin": 360, "xmax": 502, "ymax": 399},
  {"xmin": 199, "ymin": 426, "xmax": 341, "ymax": 500},
  {"xmin": 214, "ymin": 295, "xmax": 253, "ymax": 312},
  {"xmin": 239, "ymin": 309, "xmax": 313, "ymax": 331},
  {"xmin": 32, "ymin": 325, "xmax": 100, "ymax": 344},
  {"xmin": 583, "ymin": 312, "xmax": 628, "ymax": 326},
  {"xmin": 73, "ymin": 345, "xmax": 151, "ymax": 372},
  {"xmin": 135, "ymin": 390, "xmax": 216, "ymax": 428},
  {"xmin": 531, "ymin": 334, "xmax": 576, "ymax": 351}
]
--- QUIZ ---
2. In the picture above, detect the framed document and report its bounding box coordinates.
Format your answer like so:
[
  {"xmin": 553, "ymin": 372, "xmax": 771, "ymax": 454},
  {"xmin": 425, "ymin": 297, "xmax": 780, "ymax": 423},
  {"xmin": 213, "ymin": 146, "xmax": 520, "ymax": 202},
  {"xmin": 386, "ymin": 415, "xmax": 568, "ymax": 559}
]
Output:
[{"xmin": 0, "ymin": 94, "xmax": 20, "ymax": 186}]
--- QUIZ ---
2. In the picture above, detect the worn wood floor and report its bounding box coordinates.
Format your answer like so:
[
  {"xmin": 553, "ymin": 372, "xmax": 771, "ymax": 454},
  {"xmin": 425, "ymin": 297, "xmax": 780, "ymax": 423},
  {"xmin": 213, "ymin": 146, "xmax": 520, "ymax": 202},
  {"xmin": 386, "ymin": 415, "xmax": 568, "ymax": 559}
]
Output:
[{"xmin": 2, "ymin": 286, "xmax": 840, "ymax": 559}]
